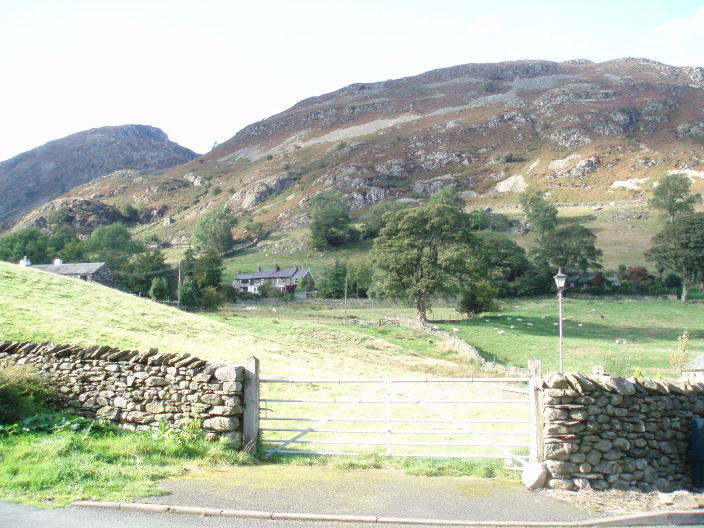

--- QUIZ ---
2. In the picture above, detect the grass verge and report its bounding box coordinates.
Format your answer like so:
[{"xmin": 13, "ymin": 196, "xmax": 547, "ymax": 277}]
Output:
[{"xmin": 0, "ymin": 421, "xmax": 253, "ymax": 508}]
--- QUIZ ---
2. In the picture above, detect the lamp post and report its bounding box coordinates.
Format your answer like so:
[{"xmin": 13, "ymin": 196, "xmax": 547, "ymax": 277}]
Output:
[{"xmin": 553, "ymin": 268, "xmax": 567, "ymax": 374}]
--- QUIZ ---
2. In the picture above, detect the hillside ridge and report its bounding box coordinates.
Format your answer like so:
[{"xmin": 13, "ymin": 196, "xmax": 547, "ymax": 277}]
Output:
[{"xmin": 8, "ymin": 58, "xmax": 704, "ymax": 251}]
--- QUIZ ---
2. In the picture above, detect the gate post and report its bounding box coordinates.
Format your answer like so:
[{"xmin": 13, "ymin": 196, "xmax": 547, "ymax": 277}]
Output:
[
  {"xmin": 243, "ymin": 356, "xmax": 260, "ymax": 454},
  {"xmin": 528, "ymin": 358, "xmax": 544, "ymax": 463}
]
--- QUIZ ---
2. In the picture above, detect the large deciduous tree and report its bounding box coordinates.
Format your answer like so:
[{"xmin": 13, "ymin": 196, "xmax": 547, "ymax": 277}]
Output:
[
  {"xmin": 308, "ymin": 190, "xmax": 358, "ymax": 249},
  {"xmin": 192, "ymin": 206, "xmax": 236, "ymax": 253},
  {"xmin": 117, "ymin": 249, "xmax": 172, "ymax": 297},
  {"xmin": 531, "ymin": 224, "xmax": 602, "ymax": 272},
  {"xmin": 471, "ymin": 231, "xmax": 530, "ymax": 281},
  {"xmin": 428, "ymin": 187, "xmax": 465, "ymax": 208},
  {"xmin": 519, "ymin": 188, "xmax": 558, "ymax": 238},
  {"xmin": 648, "ymin": 173, "xmax": 702, "ymax": 222},
  {"xmin": 82, "ymin": 223, "xmax": 144, "ymax": 271},
  {"xmin": 0, "ymin": 227, "xmax": 50, "ymax": 264},
  {"xmin": 645, "ymin": 213, "xmax": 704, "ymax": 303},
  {"xmin": 371, "ymin": 204, "xmax": 476, "ymax": 321}
]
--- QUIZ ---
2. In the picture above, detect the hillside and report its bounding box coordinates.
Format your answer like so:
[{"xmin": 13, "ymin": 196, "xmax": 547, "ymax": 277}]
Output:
[
  {"xmin": 0, "ymin": 261, "xmax": 475, "ymax": 378},
  {"xmin": 0, "ymin": 125, "xmax": 199, "ymax": 228},
  {"xmin": 8, "ymin": 58, "xmax": 704, "ymax": 259}
]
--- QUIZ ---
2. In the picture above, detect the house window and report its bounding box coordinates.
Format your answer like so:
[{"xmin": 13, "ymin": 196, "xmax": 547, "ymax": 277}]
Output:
[{"xmin": 276, "ymin": 278, "xmax": 283, "ymax": 285}]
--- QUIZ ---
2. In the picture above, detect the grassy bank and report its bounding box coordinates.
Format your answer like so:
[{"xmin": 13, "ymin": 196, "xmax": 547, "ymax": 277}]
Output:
[{"xmin": 0, "ymin": 421, "xmax": 252, "ymax": 507}]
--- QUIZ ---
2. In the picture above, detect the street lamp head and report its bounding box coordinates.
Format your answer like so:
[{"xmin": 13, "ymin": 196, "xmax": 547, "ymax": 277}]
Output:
[{"xmin": 553, "ymin": 268, "xmax": 567, "ymax": 290}]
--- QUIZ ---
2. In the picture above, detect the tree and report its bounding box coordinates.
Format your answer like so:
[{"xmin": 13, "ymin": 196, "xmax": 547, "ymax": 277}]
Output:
[
  {"xmin": 347, "ymin": 258, "xmax": 374, "ymax": 298},
  {"xmin": 531, "ymin": 224, "xmax": 602, "ymax": 272},
  {"xmin": 298, "ymin": 274, "xmax": 315, "ymax": 292},
  {"xmin": 371, "ymin": 204, "xmax": 477, "ymax": 321},
  {"xmin": 179, "ymin": 278, "xmax": 201, "ymax": 309},
  {"xmin": 466, "ymin": 209, "xmax": 492, "ymax": 231},
  {"xmin": 82, "ymin": 223, "xmax": 144, "ymax": 271},
  {"xmin": 319, "ymin": 261, "xmax": 348, "ymax": 298},
  {"xmin": 256, "ymin": 282, "xmax": 279, "ymax": 298},
  {"xmin": 457, "ymin": 280, "xmax": 499, "ymax": 319},
  {"xmin": 47, "ymin": 207, "xmax": 70, "ymax": 228},
  {"xmin": 117, "ymin": 249, "xmax": 170, "ymax": 296},
  {"xmin": 47, "ymin": 225, "xmax": 79, "ymax": 258},
  {"xmin": 192, "ymin": 248, "xmax": 223, "ymax": 289},
  {"xmin": 192, "ymin": 206, "xmax": 236, "ymax": 253},
  {"xmin": 626, "ymin": 266, "xmax": 649, "ymax": 281},
  {"xmin": 428, "ymin": 187, "xmax": 465, "ymax": 208},
  {"xmin": 472, "ymin": 231, "xmax": 530, "ymax": 281},
  {"xmin": 149, "ymin": 276, "xmax": 170, "ymax": 301},
  {"xmin": 648, "ymin": 173, "xmax": 702, "ymax": 222},
  {"xmin": 518, "ymin": 188, "xmax": 558, "ymax": 238},
  {"xmin": 200, "ymin": 286, "xmax": 223, "ymax": 309},
  {"xmin": 360, "ymin": 201, "xmax": 409, "ymax": 240},
  {"xmin": 308, "ymin": 190, "xmax": 358, "ymax": 249},
  {"xmin": 0, "ymin": 227, "xmax": 49, "ymax": 264},
  {"xmin": 645, "ymin": 213, "xmax": 704, "ymax": 302},
  {"xmin": 243, "ymin": 220, "xmax": 264, "ymax": 241}
]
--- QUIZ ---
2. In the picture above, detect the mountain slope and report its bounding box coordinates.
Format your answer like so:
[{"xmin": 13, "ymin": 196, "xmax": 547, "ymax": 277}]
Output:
[
  {"xmin": 10, "ymin": 59, "xmax": 704, "ymax": 250},
  {"xmin": 0, "ymin": 125, "xmax": 199, "ymax": 227}
]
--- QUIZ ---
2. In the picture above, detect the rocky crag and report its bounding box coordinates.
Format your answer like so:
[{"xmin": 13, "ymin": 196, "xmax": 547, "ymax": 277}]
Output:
[{"xmin": 0, "ymin": 125, "xmax": 198, "ymax": 227}]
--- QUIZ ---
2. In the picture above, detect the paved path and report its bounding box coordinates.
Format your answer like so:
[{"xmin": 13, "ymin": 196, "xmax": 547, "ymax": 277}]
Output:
[{"xmin": 149, "ymin": 465, "xmax": 591, "ymax": 524}]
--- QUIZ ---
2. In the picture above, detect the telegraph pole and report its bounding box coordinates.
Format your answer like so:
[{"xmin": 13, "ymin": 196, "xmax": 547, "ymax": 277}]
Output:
[{"xmin": 177, "ymin": 260, "xmax": 181, "ymax": 308}]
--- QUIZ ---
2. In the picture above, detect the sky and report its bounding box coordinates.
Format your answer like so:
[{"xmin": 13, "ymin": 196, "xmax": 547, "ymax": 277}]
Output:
[{"xmin": 1, "ymin": 0, "xmax": 703, "ymax": 162}]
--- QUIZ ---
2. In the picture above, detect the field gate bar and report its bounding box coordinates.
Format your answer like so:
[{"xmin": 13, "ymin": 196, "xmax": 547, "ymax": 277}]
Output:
[{"xmin": 251, "ymin": 359, "xmax": 544, "ymax": 466}]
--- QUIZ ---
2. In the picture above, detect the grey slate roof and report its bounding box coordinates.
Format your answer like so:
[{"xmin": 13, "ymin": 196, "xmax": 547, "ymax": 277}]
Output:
[
  {"xmin": 234, "ymin": 267, "xmax": 311, "ymax": 280},
  {"xmin": 31, "ymin": 262, "xmax": 108, "ymax": 276}
]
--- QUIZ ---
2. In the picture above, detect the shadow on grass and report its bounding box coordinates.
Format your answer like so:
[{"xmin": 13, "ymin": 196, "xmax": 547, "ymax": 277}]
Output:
[{"xmin": 446, "ymin": 317, "xmax": 704, "ymax": 343}]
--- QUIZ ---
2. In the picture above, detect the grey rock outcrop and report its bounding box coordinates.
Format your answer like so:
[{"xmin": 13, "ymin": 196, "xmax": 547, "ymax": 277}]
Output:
[{"xmin": 228, "ymin": 173, "xmax": 297, "ymax": 209}]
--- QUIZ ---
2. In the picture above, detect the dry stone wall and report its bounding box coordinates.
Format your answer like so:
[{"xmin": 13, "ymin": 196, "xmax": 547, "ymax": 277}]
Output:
[
  {"xmin": 0, "ymin": 340, "xmax": 245, "ymax": 447},
  {"xmin": 541, "ymin": 370, "xmax": 704, "ymax": 492}
]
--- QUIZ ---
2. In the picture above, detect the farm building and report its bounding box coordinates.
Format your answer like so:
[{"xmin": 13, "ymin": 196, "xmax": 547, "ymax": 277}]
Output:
[
  {"xmin": 20, "ymin": 257, "xmax": 115, "ymax": 286},
  {"xmin": 233, "ymin": 264, "xmax": 312, "ymax": 294}
]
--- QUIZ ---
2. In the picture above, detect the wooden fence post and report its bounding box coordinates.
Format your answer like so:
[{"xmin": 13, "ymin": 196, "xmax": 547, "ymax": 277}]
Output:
[
  {"xmin": 243, "ymin": 356, "xmax": 260, "ymax": 454},
  {"xmin": 528, "ymin": 358, "xmax": 544, "ymax": 463}
]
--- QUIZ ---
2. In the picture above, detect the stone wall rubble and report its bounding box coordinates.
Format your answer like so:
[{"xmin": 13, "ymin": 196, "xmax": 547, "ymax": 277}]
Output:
[
  {"xmin": 0, "ymin": 340, "xmax": 245, "ymax": 447},
  {"xmin": 541, "ymin": 370, "xmax": 704, "ymax": 492}
]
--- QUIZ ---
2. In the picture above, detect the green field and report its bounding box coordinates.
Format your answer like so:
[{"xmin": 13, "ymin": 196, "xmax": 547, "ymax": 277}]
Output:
[{"xmin": 4, "ymin": 259, "xmax": 700, "ymax": 379}]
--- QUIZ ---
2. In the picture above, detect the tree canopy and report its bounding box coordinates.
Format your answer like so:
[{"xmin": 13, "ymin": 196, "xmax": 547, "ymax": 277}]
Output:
[
  {"xmin": 82, "ymin": 223, "xmax": 144, "ymax": 271},
  {"xmin": 308, "ymin": 190, "xmax": 358, "ymax": 249},
  {"xmin": 518, "ymin": 188, "xmax": 558, "ymax": 238},
  {"xmin": 428, "ymin": 187, "xmax": 465, "ymax": 208},
  {"xmin": 531, "ymin": 224, "xmax": 602, "ymax": 272},
  {"xmin": 645, "ymin": 213, "xmax": 704, "ymax": 302},
  {"xmin": 192, "ymin": 206, "xmax": 236, "ymax": 253},
  {"xmin": 648, "ymin": 173, "xmax": 702, "ymax": 222},
  {"xmin": 457, "ymin": 280, "xmax": 499, "ymax": 319},
  {"xmin": 360, "ymin": 201, "xmax": 409, "ymax": 240},
  {"xmin": 471, "ymin": 231, "xmax": 530, "ymax": 281},
  {"xmin": 371, "ymin": 204, "xmax": 477, "ymax": 321},
  {"xmin": 0, "ymin": 227, "xmax": 50, "ymax": 264}
]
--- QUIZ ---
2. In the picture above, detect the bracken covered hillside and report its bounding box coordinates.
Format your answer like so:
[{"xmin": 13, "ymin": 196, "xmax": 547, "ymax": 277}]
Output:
[
  {"xmin": 11, "ymin": 59, "xmax": 704, "ymax": 247},
  {"xmin": 0, "ymin": 124, "xmax": 198, "ymax": 227}
]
